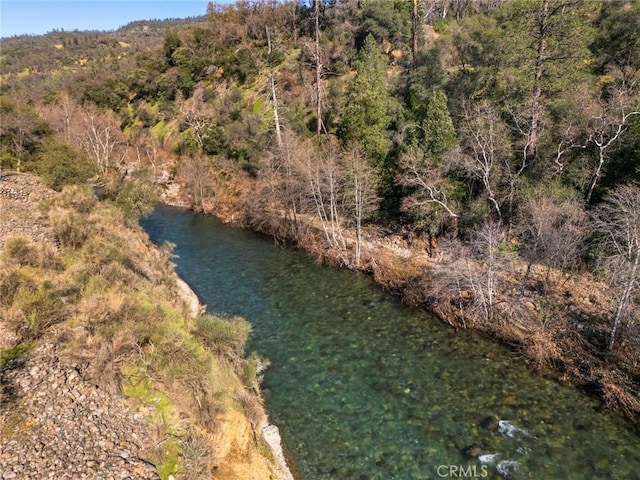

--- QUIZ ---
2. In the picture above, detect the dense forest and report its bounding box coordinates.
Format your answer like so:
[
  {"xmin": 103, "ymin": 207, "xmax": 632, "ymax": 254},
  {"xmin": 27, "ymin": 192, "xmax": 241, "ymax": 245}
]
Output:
[{"xmin": 1, "ymin": 0, "xmax": 639, "ymax": 422}]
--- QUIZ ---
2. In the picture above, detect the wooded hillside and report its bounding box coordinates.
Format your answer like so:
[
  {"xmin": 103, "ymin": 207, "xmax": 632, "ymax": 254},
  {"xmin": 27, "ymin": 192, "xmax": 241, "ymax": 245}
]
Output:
[{"xmin": 1, "ymin": 0, "xmax": 639, "ymax": 423}]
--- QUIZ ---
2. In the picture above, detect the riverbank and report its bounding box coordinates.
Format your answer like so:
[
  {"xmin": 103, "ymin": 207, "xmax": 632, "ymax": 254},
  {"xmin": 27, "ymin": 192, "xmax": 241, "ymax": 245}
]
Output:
[
  {"xmin": 164, "ymin": 175, "xmax": 640, "ymax": 430},
  {"xmin": 0, "ymin": 173, "xmax": 295, "ymax": 480},
  {"xmin": 141, "ymin": 202, "xmax": 640, "ymax": 479}
]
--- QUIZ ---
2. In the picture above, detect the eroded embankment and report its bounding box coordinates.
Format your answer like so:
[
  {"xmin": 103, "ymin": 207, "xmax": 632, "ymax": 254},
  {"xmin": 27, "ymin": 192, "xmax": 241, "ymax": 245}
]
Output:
[{"xmin": 0, "ymin": 173, "xmax": 293, "ymax": 480}]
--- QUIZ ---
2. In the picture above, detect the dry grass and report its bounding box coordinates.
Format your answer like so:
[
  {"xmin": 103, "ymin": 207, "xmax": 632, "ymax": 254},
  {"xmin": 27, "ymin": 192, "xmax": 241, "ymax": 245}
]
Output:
[
  {"xmin": 522, "ymin": 329, "xmax": 565, "ymax": 371},
  {"xmin": 236, "ymin": 387, "xmax": 267, "ymax": 432},
  {"xmin": 3, "ymin": 237, "xmax": 62, "ymax": 270},
  {"xmin": 371, "ymin": 248, "xmax": 422, "ymax": 291},
  {"xmin": 597, "ymin": 368, "xmax": 640, "ymax": 421}
]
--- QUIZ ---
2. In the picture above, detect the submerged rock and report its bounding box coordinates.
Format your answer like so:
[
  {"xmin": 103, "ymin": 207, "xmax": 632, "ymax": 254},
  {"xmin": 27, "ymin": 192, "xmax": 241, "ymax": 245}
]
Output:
[
  {"xmin": 480, "ymin": 416, "xmax": 500, "ymax": 431},
  {"xmin": 462, "ymin": 444, "xmax": 489, "ymax": 458},
  {"xmin": 497, "ymin": 420, "xmax": 537, "ymax": 441},
  {"xmin": 496, "ymin": 459, "xmax": 520, "ymax": 479}
]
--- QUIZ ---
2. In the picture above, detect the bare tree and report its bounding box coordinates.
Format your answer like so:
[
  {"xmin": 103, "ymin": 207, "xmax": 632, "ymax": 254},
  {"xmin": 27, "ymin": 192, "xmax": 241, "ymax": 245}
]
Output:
[
  {"xmin": 183, "ymin": 154, "xmax": 211, "ymax": 213},
  {"xmin": 39, "ymin": 92, "xmax": 77, "ymax": 144},
  {"xmin": 517, "ymin": 191, "xmax": 589, "ymax": 296},
  {"xmin": 398, "ymin": 147, "xmax": 460, "ymax": 220},
  {"xmin": 266, "ymin": 26, "xmax": 283, "ymax": 149},
  {"xmin": 585, "ymin": 80, "xmax": 640, "ymax": 203},
  {"xmin": 313, "ymin": 0, "xmax": 324, "ymax": 137},
  {"xmin": 300, "ymin": 139, "xmax": 346, "ymax": 255},
  {"xmin": 592, "ymin": 184, "xmax": 640, "ymax": 350},
  {"xmin": 412, "ymin": 0, "xmax": 419, "ymax": 63},
  {"xmin": 468, "ymin": 221, "xmax": 506, "ymax": 324},
  {"xmin": 179, "ymin": 91, "xmax": 210, "ymax": 154},
  {"xmin": 342, "ymin": 144, "xmax": 378, "ymax": 267},
  {"xmin": 459, "ymin": 100, "xmax": 511, "ymax": 219},
  {"xmin": 552, "ymin": 119, "xmax": 588, "ymax": 174},
  {"xmin": 450, "ymin": 222, "xmax": 512, "ymax": 326},
  {"xmin": 252, "ymin": 129, "xmax": 307, "ymax": 241},
  {"xmin": 133, "ymin": 132, "xmax": 162, "ymax": 183},
  {"xmin": 77, "ymin": 107, "xmax": 125, "ymax": 174}
]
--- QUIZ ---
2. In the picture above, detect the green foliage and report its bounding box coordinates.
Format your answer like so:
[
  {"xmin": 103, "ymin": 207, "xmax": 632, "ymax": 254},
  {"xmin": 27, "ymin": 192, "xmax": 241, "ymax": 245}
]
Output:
[
  {"xmin": 36, "ymin": 141, "xmax": 97, "ymax": 191},
  {"xmin": 0, "ymin": 96, "xmax": 52, "ymax": 169},
  {"xmin": 359, "ymin": 0, "xmax": 411, "ymax": 50},
  {"xmin": 78, "ymin": 74, "xmax": 129, "ymax": 112},
  {"xmin": 600, "ymin": 116, "xmax": 640, "ymax": 189},
  {"xmin": 201, "ymin": 124, "xmax": 226, "ymax": 156},
  {"xmin": 591, "ymin": 2, "xmax": 640, "ymax": 75},
  {"xmin": 338, "ymin": 34, "xmax": 392, "ymax": 168},
  {"xmin": 163, "ymin": 30, "xmax": 182, "ymax": 66},
  {"xmin": 1, "ymin": 0, "xmax": 637, "ymax": 264},
  {"xmin": 150, "ymin": 120, "xmax": 171, "ymax": 142},
  {"xmin": 106, "ymin": 174, "xmax": 160, "ymax": 221},
  {"xmin": 410, "ymin": 89, "xmax": 457, "ymax": 157},
  {"xmin": 0, "ymin": 343, "xmax": 34, "ymax": 366},
  {"xmin": 176, "ymin": 128, "xmax": 200, "ymax": 156},
  {"xmin": 215, "ymin": 48, "xmax": 258, "ymax": 84},
  {"xmin": 242, "ymin": 352, "xmax": 263, "ymax": 390}
]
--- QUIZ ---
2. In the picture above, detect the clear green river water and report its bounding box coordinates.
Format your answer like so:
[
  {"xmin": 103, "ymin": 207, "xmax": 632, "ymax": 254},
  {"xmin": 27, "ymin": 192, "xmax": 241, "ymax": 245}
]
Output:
[{"xmin": 141, "ymin": 204, "xmax": 640, "ymax": 480}]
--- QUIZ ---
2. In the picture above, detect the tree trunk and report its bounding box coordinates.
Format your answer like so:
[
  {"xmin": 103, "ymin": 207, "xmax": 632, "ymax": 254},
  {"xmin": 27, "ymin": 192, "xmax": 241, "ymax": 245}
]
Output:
[
  {"xmin": 609, "ymin": 250, "xmax": 639, "ymax": 350},
  {"xmin": 412, "ymin": 0, "xmax": 419, "ymax": 64},
  {"xmin": 315, "ymin": 0, "xmax": 323, "ymax": 137},
  {"xmin": 266, "ymin": 27, "xmax": 283, "ymax": 149},
  {"xmin": 524, "ymin": 0, "xmax": 549, "ymax": 165}
]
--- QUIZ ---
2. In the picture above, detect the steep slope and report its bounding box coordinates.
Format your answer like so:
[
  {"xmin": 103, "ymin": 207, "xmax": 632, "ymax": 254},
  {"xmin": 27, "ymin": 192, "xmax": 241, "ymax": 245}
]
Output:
[{"xmin": 0, "ymin": 173, "xmax": 293, "ymax": 480}]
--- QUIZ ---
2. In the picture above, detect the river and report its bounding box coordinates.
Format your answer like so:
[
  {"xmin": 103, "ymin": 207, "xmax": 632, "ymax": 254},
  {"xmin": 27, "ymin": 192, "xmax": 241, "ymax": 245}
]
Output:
[{"xmin": 141, "ymin": 204, "xmax": 640, "ymax": 480}]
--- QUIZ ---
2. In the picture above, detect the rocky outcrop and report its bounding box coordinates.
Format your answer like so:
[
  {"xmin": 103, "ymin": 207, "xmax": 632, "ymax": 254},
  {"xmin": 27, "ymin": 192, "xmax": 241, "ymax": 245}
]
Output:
[
  {"xmin": 263, "ymin": 424, "xmax": 296, "ymax": 480},
  {"xmin": 174, "ymin": 277, "xmax": 205, "ymax": 319}
]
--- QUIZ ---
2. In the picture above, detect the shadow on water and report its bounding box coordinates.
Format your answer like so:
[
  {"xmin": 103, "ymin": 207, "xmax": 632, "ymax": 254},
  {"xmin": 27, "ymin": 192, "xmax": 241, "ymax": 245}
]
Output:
[{"xmin": 141, "ymin": 204, "xmax": 640, "ymax": 480}]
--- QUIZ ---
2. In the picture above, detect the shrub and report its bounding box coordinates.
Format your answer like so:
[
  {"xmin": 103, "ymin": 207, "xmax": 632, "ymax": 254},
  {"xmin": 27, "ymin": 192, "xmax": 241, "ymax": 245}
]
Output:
[
  {"xmin": 50, "ymin": 210, "xmax": 90, "ymax": 248},
  {"xmin": 0, "ymin": 343, "xmax": 34, "ymax": 366},
  {"xmin": 152, "ymin": 323, "xmax": 211, "ymax": 387},
  {"xmin": 107, "ymin": 175, "xmax": 159, "ymax": 221},
  {"xmin": 195, "ymin": 315, "xmax": 251, "ymax": 360},
  {"xmin": 242, "ymin": 352, "xmax": 267, "ymax": 393},
  {"xmin": 46, "ymin": 185, "xmax": 97, "ymax": 213},
  {"xmin": 3, "ymin": 237, "xmax": 62, "ymax": 270},
  {"xmin": 37, "ymin": 141, "xmax": 97, "ymax": 191},
  {"xmin": 13, "ymin": 285, "xmax": 68, "ymax": 341},
  {"xmin": 4, "ymin": 237, "xmax": 36, "ymax": 265},
  {"xmin": 0, "ymin": 269, "xmax": 37, "ymax": 308}
]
